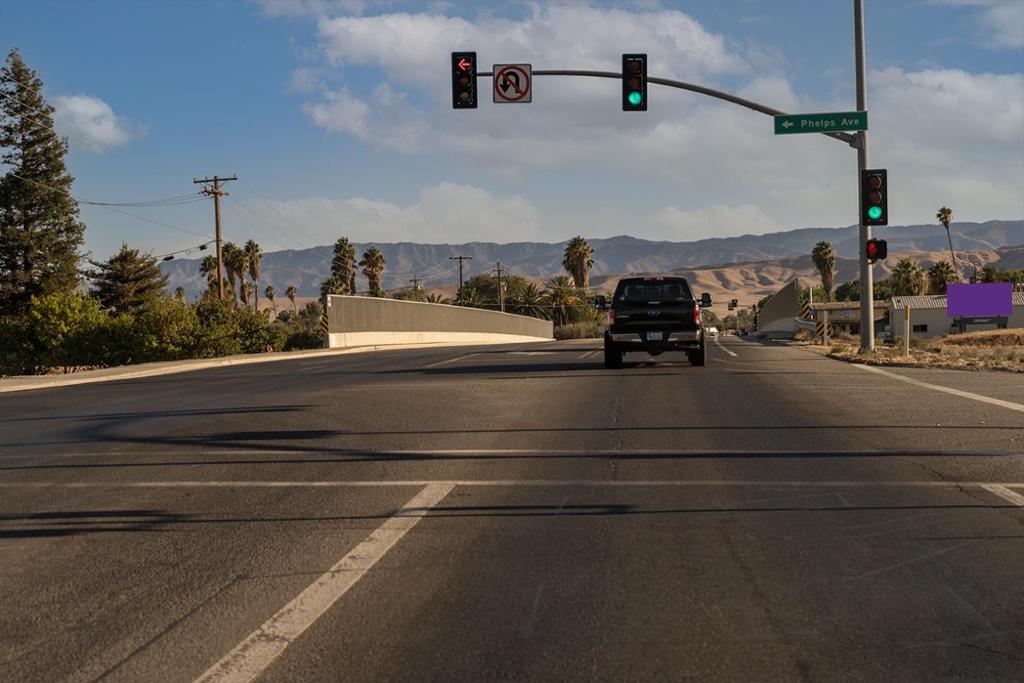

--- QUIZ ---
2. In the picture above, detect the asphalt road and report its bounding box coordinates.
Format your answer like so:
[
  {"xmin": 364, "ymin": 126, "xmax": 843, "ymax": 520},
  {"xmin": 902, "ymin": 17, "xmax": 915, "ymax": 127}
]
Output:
[{"xmin": 1, "ymin": 336, "xmax": 1022, "ymax": 682}]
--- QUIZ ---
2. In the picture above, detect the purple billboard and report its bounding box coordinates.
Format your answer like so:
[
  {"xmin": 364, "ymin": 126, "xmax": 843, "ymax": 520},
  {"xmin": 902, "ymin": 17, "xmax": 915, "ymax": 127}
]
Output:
[{"xmin": 946, "ymin": 282, "xmax": 1013, "ymax": 317}]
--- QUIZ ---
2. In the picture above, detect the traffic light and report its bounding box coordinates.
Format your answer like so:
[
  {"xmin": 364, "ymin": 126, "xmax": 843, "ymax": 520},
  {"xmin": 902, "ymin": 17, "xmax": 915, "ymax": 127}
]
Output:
[
  {"xmin": 861, "ymin": 168, "xmax": 888, "ymax": 226},
  {"xmin": 451, "ymin": 52, "xmax": 477, "ymax": 109},
  {"xmin": 622, "ymin": 54, "xmax": 647, "ymax": 111},
  {"xmin": 866, "ymin": 238, "xmax": 887, "ymax": 264}
]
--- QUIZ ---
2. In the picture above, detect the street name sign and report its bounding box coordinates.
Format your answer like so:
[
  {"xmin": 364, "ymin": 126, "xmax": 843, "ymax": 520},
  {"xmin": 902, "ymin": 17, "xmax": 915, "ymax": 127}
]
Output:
[
  {"xmin": 493, "ymin": 64, "xmax": 532, "ymax": 103},
  {"xmin": 774, "ymin": 111, "xmax": 867, "ymax": 135}
]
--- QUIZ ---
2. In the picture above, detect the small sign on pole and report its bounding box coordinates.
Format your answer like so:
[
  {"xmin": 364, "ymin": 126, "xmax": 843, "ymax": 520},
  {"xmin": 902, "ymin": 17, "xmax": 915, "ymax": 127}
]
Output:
[{"xmin": 493, "ymin": 64, "xmax": 532, "ymax": 103}]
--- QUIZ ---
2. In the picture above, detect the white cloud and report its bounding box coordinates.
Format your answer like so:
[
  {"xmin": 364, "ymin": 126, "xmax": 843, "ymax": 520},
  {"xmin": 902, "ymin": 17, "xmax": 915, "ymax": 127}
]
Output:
[
  {"xmin": 932, "ymin": 0, "xmax": 1024, "ymax": 48},
  {"xmin": 653, "ymin": 204, "xmax": 780, "ymax": 241},
  {"xmin": 52, "ymin": 95, "xmax": 138, "ymax": 153},
  {"xmin": 975, "ymin": 1, "xmax": 1024, "ymax": 48},
  {"xmin": 237, "ymin": 182, "xmax": 541, "ymax": 244}
]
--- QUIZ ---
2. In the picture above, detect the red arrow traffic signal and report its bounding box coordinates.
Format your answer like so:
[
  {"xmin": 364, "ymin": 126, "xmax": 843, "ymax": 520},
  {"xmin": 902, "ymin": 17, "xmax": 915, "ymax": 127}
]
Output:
[{"xmin": 451, "ymin": 52, "xmax": 477, "ymax": 109}]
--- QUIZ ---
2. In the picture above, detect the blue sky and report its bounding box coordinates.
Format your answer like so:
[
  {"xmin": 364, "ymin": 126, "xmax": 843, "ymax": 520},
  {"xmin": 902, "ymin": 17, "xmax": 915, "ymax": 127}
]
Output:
[{"xmin": 1, "ymin": 0, "xmax": 1022, "ymax": 260}]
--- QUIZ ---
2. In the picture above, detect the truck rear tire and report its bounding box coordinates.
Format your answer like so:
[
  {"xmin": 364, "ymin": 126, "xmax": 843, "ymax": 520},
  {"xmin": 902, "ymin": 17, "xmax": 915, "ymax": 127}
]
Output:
[
  {"xmin": 603, "ymin": 340, "xmax": 623, "ymax": 369},
  {"xmin": 688, "ymin": 345, "xmax": 706, "ymax": 366}
]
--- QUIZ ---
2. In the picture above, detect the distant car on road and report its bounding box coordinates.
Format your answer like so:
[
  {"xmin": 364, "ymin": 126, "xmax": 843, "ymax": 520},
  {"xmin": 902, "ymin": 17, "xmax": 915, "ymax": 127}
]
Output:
[
  {"xmin": 707, "ymin": 327, "xmax": 719, "ymax": 338},
  {"xmin": 596, "ymin": 276, "xmax": 711, "ymax": 368}
]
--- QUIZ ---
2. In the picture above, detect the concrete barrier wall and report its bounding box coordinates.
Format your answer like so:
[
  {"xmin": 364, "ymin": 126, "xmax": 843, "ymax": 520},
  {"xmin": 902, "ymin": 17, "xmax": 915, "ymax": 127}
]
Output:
[
  {"xmin": 325, "ymin": 295, "xmax": 554, "ymax": 348},
  {"xmin": 757, "ymin": 279, "xmax": 799, "ymax": 333}
]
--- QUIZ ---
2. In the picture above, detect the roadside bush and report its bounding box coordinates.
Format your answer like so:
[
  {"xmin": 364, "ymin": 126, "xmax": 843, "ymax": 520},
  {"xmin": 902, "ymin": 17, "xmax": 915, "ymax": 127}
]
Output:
[
  {"xmin": 554, "ymin": 321, "xmax": 606, "ymax": 339},
  {"xmin": 26, "ymin": 292, "xmax": 108, "ymax": 372}
]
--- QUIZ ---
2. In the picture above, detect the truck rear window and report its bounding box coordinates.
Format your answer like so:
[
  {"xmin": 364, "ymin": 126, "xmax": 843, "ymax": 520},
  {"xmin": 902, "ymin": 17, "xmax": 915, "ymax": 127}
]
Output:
[{"xmin": 616, "ymin": 282, "xmax": 693, "ymax": 303}]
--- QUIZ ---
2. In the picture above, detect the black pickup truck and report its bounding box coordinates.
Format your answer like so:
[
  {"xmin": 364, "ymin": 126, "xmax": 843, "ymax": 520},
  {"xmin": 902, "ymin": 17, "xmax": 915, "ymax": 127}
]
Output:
[{"xmin": 595, "ymin": 276, "xmax": 711, "ymax": 369}]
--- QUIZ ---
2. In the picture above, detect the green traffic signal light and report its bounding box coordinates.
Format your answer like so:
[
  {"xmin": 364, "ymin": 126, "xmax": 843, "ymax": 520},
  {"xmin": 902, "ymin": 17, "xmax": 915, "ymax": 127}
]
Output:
[
  {"xmin": 867, "ymin": 205, "xmax": 882, "ymax": 220},
  {"xmin": 628, "ymin": 91, "xmax": 642, "ymax": 106}
]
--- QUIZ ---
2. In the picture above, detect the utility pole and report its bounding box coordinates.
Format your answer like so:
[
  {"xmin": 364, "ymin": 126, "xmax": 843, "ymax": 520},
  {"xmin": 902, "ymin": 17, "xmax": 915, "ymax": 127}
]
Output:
[
  {"xmin": 853, "ymin": 0, "xmax": 874, "ymax": 351},
  {"xmin": 449, "ymin": 255, "xmax": 472, "ymax": 305},
  {"xmin": 492, "ymin": 261, "xmax": 506, "ymax": 313},
  {"xmin": 409, "ymin": 275, "xmax": 421, "ymax": 300},
  {"xmin": 194, "ymin": 175, "xmax": 237, "ymax": 301}
]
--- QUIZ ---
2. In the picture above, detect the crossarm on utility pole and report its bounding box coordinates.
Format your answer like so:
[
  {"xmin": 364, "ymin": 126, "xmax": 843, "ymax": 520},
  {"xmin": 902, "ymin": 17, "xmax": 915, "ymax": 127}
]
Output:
[{"xmin": 476, "ymin": 69, "xmax": 855, "ymax": 145}]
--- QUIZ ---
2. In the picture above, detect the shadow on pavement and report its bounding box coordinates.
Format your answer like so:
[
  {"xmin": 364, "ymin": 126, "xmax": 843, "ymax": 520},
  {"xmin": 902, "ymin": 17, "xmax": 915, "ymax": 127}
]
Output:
[{"xmin": 0, "ymin": 509, "xmax": 182, "ymax": 538}]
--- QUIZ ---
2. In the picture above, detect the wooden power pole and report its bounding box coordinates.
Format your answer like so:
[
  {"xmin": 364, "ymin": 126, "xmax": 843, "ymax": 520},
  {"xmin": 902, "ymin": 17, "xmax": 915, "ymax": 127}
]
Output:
[
  {"xmin": 194, "ymin": 175, "xmax": 237, "ymax": 301},
  {"xmin": 492, "ymin": 261, "xmax": 506, "ymax": 313},
  {"xmin": 449, "ymin": 255, "xmax": 472, "ymax": 306}
]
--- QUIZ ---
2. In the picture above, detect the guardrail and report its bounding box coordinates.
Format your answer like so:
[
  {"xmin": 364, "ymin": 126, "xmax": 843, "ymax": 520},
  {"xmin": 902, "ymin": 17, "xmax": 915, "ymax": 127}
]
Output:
[{"xmin": 325, "ymin": 295, "xmax": 554, "ymax": 348}]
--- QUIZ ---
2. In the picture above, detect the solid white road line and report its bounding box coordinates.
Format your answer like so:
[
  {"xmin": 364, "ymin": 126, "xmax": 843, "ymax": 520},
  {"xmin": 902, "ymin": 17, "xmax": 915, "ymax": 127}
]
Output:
[
  {"xmin": 4, "ymin": 479, "xmax": 1024, "ymax": 489},
  {"xmin": 714, "ymin": 338, "xmax": 738, "ymax": 357},
  {"xmin": 982, "ymin": 484, "xmax": 1024, "ymax": 507},
  {"xmin": 852, "ymin": 363, "xmax": 1024, "ymax": 414},
  {"xmin": 193, "ymin": 482, "xmax": 454, "ymax": 683}
]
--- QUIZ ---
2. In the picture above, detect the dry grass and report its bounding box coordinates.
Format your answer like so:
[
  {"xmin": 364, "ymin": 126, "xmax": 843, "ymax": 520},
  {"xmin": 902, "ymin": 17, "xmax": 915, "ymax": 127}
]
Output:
[
  {"xmin": 799, "ymin": 333, "xmax": 1024, "ymax": 373},
  {"xmin": 939, "ymin": 329, "xmax": 1024, "ymax": 347}
]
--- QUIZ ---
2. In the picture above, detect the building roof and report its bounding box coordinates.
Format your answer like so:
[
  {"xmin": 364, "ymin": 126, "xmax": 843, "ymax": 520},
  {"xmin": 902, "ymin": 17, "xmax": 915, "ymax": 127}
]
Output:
[{"xmin": 891, "ymin": 292, "xmax": 1024, "ymax": 310}]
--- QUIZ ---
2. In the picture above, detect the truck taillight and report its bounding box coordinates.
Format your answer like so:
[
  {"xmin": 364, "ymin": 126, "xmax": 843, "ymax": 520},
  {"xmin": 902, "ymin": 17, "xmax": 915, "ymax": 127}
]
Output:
[
  {"xmin": 693, "ymin": 305, "xmax": 701, "ymax": 326},
  {"xmin": 608, "ymin": 309, "xmax": 617, "ymax": 325}
]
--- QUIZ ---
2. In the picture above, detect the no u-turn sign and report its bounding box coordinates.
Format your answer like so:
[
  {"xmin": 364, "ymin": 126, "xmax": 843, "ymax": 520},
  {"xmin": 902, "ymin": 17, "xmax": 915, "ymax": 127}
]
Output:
[{"xmin": 493, "ymin": 64, "xmax": 532, "ymax": 103}]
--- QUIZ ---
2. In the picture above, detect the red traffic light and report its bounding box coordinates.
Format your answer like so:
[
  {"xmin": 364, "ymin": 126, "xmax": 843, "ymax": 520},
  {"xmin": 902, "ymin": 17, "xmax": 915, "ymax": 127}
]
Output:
[
  {"xmin": 457, "ymin": 57, "xmax": 472, "ymax": 71},
  {"xmin": 866, "ymin": 238, "xmax": 887, "ymax": 263}
]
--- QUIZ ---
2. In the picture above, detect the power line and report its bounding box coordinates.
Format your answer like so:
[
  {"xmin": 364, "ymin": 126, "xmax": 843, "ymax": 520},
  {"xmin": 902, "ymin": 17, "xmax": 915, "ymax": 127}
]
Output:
[
  {"xmin": 237, "ymin": 178, "xmax": 322, "ymax": 247},
  {"xmin": 155, "ymin": 240, "xmax": 216, "ymax": 261},
  {"xmin": 223, "ymin": 196, "xmax": 304, "ymax": 251},
  {"xmin": 221, "ymin": 201, "xmax": 289, "ymax": 251},
  {"xmin": 5, "ymin": 171, "xmax": 214, "ymax": 239}
]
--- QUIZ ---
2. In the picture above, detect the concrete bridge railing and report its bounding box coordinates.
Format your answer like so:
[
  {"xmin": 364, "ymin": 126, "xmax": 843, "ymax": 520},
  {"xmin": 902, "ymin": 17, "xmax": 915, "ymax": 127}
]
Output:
[{"xmin": 325, "ymin": 295, "xmax": 554, "ymax": 349}]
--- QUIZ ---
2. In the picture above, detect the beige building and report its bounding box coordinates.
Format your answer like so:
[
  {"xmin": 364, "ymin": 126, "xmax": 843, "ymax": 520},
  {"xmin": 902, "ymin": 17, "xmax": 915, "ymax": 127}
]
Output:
[{"xmin": 889, "ymin": 292, "xmax": 1024, "ymax": 339}]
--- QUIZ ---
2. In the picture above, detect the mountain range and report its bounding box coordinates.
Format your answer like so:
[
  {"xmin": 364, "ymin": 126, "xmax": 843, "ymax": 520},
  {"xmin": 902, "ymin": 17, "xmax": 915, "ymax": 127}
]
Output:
[{"xmin": 161, "ymin": 220, "xmax": 1023, "ymax": 300}]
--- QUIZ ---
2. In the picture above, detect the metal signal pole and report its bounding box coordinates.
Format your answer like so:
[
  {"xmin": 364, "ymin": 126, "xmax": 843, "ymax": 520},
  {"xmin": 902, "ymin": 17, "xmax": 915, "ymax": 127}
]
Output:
[
  {"xmin": 854, "ymin": 0, "xmax": 874, "ymax": 351},
  {"xmin": 449, "ymin": 255, "xmax": 472, "ymax": 305},
  {"xmin": 194, "ymin": 175, "xmax": 237, "ymax": 301}
]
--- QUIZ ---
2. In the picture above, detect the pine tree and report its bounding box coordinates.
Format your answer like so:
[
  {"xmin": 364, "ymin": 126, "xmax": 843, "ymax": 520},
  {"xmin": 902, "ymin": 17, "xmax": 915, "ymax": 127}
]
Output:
[
  {"xmin": 0, "ymin": 49, "xmax": 86, "ymax": 316},
  {"xmin": 87, "ymin": 243, "xmax": 169, "ymax": 313}
]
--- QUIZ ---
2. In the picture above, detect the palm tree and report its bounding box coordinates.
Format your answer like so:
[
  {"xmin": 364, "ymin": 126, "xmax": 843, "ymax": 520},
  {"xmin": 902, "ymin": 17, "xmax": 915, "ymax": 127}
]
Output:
[
  {"xmin": 359, "ymin": 246, "xmax": 386, "ymax": 294},
  {"xmin": 811, "ymin": 241, "xmax": 836, "ymax": 302},
  {"xmin": 199, "ymin": 255, "xmax": 219, "ymax": 294},
  {"xmin": 265, "ymin": 285, "xmax": 276, "ymax": 314},
  {"xmin": 221, "ymin": 242, "xmax": 244, "ymax": 304},
  {"xmin": 927, "ymin": 260, "xmax": 956, "ymax": 295},
  {"xmin": 562, "ymin": 236, "xmax": 595, "ymax": 291},
  {"xmin": 425, "ymin": 292, "xmax": 448, "ymax": 304},
  {"xmin": 320, "ymin": 274, "xmax": 347, "ymax": 303},
  {"xmin": 240, "ymin": 280, "xmax": 253, "ymax": 308},
  {"xmin": 936, "ymin": 207, "xmax": 960, "ymax": 283},
  {"xmin": 331, "ymin": 237, "xmax": 357, "ymax": 294},
  {"xmin": 512, "ymin": 282, "xmax": 546, "ymax": 319},
  {"xmin": 244, "ymin": 240, "xmax": 263, "ymax": 311},
  {"xmin": 461, "ymin": 287, "xmax": 488, "ymax": 308},
  {"xmin": 544, "ymin": 275, "xmax": 579, "ymax": 326},
  {"xmin": 892, "ymin": 257, "xmax": 927, "ymax": 296},
  {"xmin": 285, "ymin": 285, "xmax": 298, "ymax": 313}
]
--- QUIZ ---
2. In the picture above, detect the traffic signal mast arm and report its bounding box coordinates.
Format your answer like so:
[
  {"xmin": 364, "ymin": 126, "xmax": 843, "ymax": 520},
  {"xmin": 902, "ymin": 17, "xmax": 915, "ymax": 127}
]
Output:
[{"xmin": 470, "ymin": 68, "xmax": 856, "ymax": 146}]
